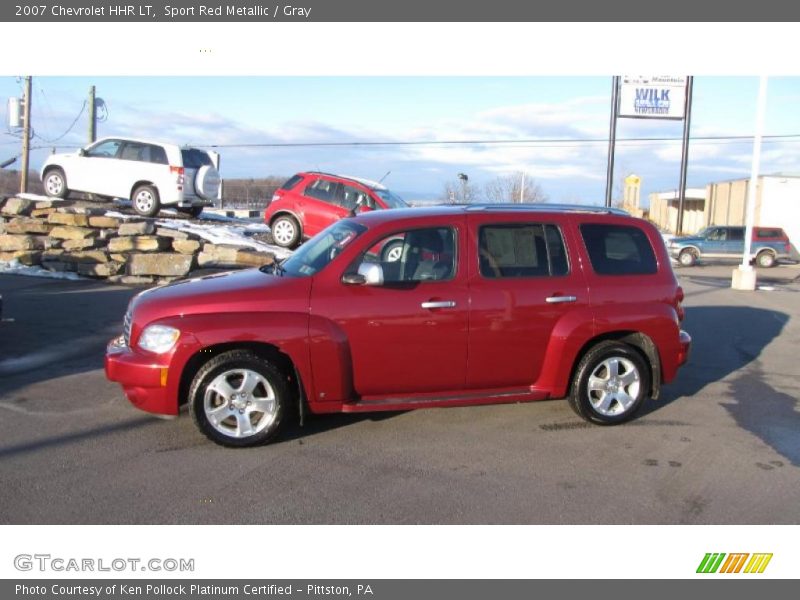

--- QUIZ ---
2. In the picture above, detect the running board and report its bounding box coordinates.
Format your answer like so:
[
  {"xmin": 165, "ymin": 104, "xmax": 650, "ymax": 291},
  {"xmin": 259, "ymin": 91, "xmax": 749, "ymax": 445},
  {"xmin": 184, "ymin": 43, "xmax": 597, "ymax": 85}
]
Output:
[{"xmin": 341, "ymin": 388, "xmax": 549, "ymax": 413}]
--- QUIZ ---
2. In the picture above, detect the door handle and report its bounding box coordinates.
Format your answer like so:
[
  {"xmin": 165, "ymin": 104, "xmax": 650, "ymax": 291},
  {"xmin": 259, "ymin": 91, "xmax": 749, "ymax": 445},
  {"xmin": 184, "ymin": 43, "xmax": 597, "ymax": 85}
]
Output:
[
  {"xmin": 421, "ymin": 300, "xmax": 456, "ymax": 309},
  {"xmin": 545, "ymin": 295, "xmax": 577, "ymax": 304}
]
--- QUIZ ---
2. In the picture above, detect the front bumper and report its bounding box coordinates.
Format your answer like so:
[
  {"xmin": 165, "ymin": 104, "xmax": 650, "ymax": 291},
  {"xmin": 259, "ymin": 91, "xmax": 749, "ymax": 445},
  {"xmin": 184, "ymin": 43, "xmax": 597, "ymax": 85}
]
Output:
[{"xmin": 105, "ymin": 336, "xmax": 177, "ymax": 416}]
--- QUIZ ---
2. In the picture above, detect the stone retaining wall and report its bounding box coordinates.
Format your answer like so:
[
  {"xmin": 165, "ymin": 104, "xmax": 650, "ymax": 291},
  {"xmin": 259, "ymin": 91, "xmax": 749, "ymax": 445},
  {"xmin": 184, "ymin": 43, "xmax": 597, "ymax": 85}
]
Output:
[{"xmin": 0, "ymin": 196, "xmax": 276, "ymax": 285}]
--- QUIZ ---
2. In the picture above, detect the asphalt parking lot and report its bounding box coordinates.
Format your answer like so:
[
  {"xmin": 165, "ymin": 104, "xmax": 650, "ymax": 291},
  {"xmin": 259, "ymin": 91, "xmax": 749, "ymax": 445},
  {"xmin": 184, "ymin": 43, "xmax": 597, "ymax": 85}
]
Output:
[{"xmin": 0, "ymin": 263, "xmax": 798, "ymax": 524}]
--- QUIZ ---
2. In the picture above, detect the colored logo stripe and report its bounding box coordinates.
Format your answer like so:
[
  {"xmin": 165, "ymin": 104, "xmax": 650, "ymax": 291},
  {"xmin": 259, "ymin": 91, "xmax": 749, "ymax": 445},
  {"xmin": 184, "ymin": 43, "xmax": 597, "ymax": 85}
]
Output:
[
  {"xmin": 697, "ymin": 553, "xmax": 772, "ymax": 574},
  {"xmin": 744, "ymin": 553, "xmax": 773, "ymax": 574}
]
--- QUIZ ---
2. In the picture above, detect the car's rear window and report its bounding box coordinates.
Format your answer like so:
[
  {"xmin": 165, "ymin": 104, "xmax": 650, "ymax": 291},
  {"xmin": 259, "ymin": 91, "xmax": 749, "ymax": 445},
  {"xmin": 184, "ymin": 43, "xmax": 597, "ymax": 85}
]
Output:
[
  {"xmin": 281, "ymin": 174, "xmax": 304, "ymax": 191},
  {"xmin": 181, "ymin": 148, "xmax": 212, "ymax": 169},
  {"xmin": 580, "ymin": 223, "xmax": 657, "ymax": 276}
]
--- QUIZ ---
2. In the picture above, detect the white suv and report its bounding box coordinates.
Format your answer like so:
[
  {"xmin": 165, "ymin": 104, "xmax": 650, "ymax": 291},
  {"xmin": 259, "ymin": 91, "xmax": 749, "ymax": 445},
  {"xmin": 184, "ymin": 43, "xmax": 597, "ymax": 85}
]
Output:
[{"xmin": 40, "ymin": 137, "xmax": 221, "ymax": 217}]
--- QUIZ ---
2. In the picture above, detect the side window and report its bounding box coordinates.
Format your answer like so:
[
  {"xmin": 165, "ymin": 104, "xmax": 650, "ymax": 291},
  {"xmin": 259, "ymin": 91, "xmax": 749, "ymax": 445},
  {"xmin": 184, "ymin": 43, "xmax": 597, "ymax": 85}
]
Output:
[
  {"xmin": 357, "ymin": 227, "xmax": 456, "ymax": 283},
  {"xmin": 85, "ymin": 140, "xmax": 122, "ymax": 158},
  {"xmin": 120, "ymin": 142, "xmax": 146, "ymax": 162},
  {"xmin": 728, "ymin": 228, "xmax": 744, "ymax": 242},
  {"xmin": 478, "ymin": 223, "xmax": 568, "ymax": 278},
  {"xmin": 580, "ymin": 223, "xmax": 658, "ymax": 276},
  {"xmin": 707, "ymin": 228, "xmax": 727, "ymax": 241},
  {"xmin": 304, "ymin": 178, "xmax": 339, "ymax": 203},
  {"xmin": 338, "ymin": 184, "xmax": 370, "ymax": 210},
  {"xmin": 147, "ymin": 145, "xmax": 168, "ymax": 165}
]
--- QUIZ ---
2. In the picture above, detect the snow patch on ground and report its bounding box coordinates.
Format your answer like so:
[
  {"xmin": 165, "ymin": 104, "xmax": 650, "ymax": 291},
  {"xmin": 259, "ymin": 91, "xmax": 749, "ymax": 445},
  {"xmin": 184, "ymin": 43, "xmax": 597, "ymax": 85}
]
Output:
[
  {"xmin": 0, "ymin": 260, "xmax": 83, "ymax": 280},
  {"xmin": 15, "ymin": 193, "xmax": 63, "ymax": 202}
]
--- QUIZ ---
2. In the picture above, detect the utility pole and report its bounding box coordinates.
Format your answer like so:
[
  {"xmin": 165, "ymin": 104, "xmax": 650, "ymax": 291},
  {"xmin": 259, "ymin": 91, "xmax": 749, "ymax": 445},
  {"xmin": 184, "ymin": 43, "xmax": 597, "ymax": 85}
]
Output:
[
  {"xmin": 519, "ymin": 172, "xmax": 525, "ymax": 203},
  {"xmin": 676, "ymin": 76, "xmax": 694, "ymax": 235},
  {"xmin": 604, "ymin": 76, "xmax": 620, "ymax": 208},
  {"xmin": 19, "ymin": 76, "xmax": 32, "ymax": 194},
  {"xmin": 88, "ymin": 85, "xmax": 97, "ymax": 143}
]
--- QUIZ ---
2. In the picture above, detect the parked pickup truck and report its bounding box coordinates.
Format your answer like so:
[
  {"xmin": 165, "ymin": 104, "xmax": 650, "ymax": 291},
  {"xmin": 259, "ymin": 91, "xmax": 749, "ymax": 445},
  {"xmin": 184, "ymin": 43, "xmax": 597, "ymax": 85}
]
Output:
[
  {"xmin": 106, "ymin": 205, "xmax": 691, "ymax": 447},
  {"xmin": 667, "ymin": 226, "xmax": 791, "ymax": 268}
]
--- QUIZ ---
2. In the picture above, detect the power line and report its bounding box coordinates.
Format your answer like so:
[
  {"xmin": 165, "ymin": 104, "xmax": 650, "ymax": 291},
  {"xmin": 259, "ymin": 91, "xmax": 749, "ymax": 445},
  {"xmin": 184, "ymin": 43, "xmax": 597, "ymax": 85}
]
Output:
[
  {"xmin": 34, "ymin": 100, "xmax": 87, "ymax": 144},
  {"xmin": 200, "ymin": 133, "xmax": 800, "ymax": 149}
]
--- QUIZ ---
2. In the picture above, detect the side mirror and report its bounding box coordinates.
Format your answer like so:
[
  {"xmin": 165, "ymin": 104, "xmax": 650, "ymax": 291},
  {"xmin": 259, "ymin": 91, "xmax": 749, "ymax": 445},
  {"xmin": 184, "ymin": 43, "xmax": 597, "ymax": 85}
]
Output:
[
  {"xmin": 78, "ymin": 148, "xmax": 86, "ymax": 157},
  {"xmin": 342, "ymin": 262, "xmax": 384, "ymax": 286}
]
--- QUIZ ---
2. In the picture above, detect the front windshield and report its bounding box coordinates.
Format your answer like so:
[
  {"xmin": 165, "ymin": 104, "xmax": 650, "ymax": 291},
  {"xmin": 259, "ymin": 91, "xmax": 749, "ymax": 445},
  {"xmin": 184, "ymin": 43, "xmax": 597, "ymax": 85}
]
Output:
[
  {"xmin": 694, "ymin": 227, "xmax": 710, "ymax": 238},
  {"xmin": 280, "ymin": 221, "xmax": 367, "ymax": 277},
  {"xmin": 373, "ymin": 189, "xmax": 408, "ymax": 209}
]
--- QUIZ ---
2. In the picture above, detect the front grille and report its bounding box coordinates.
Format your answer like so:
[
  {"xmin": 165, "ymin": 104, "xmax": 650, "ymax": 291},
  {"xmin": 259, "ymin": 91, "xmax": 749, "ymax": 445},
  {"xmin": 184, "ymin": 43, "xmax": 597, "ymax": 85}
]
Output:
[{"xmin": 123, "ymin": 310, "xmax": 132, "ymax": 346}]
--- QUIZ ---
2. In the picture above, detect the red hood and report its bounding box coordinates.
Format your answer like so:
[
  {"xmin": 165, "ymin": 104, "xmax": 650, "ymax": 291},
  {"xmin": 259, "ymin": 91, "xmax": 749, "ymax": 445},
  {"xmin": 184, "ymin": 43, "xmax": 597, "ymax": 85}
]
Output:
[{"xmin": 129, "ymin": 268, "xmax": 312, "ymax": 332}]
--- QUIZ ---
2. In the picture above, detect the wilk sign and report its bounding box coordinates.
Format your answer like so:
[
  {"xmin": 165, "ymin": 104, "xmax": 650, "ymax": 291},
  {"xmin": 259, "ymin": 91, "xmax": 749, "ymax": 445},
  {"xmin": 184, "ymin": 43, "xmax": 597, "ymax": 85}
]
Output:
[{"xmin": 619, "ymin": 76, "xmax": 688, "ymax": 120}]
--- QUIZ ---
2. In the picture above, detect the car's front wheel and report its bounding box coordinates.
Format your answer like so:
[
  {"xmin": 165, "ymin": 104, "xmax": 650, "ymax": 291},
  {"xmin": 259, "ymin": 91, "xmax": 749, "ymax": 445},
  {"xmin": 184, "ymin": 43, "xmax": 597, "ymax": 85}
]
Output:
[
  {"xmin": 189, "ymin": 350, "xmax": 291, "ymax": 447},
  {"xmin": 132, "ymin": 184, "xmax": 161, "ymax": 217},
  {"xmin": 568, "ymin": 341, "xmax": 650, "ymax": 425},
  {"xmin": 381, "ymin": 239, "xmax": 404, "ymax": 262},
  {"xmin": 43, "ymin": 168, "xmax": 69, "ymax": 199},
  {"xmin": 270, "ymin": 215, "xmax": 301, "ymax": 248},
  {"xmin": 678, "ymin": 249, "xmax": 697, "ymax": 267}
]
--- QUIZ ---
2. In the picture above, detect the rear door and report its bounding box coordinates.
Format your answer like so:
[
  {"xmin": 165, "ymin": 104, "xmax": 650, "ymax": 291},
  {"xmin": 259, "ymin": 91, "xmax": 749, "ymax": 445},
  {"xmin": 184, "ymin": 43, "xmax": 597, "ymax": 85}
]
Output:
[
  {"xmin": 300, "ymin": 177, "xmax": 343, "ymax": 236},
  {"xmin": 465, "ymin": 214, "xmax": 590, "ymax": 389}
]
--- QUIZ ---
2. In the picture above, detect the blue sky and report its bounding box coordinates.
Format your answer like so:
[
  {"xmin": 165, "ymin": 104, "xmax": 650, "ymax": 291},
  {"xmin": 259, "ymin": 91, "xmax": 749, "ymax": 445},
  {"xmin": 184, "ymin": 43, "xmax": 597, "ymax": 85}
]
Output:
[{"xmin": 2, "ymin": 76, "xmax": 799, "ymax": 203}]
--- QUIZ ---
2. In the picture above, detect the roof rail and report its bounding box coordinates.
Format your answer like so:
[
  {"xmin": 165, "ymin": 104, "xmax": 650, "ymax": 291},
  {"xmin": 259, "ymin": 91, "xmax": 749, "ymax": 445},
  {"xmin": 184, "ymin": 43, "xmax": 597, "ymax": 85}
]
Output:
[{"xmin": 461, "ymin": 203, "xmax": 631, "ymax": 216}]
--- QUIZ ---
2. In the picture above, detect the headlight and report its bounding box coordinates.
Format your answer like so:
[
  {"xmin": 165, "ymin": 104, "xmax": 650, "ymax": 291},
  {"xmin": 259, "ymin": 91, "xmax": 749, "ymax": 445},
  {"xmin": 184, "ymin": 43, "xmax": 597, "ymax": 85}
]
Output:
[{"xmin": 138, "ymin": 324, "xmax": 180, "ymax": 354}]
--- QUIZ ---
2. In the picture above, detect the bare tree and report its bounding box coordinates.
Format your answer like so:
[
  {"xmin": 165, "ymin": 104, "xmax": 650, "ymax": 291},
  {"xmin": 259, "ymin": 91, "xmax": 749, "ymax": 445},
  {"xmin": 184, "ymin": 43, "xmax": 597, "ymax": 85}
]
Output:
[
  {"xmin": 483, "ymin": 171, "xmax": 546, "ymax": 203},
  {"xmin": 441, "ymin": 178, "xmax": 479, "ymax": 204}
]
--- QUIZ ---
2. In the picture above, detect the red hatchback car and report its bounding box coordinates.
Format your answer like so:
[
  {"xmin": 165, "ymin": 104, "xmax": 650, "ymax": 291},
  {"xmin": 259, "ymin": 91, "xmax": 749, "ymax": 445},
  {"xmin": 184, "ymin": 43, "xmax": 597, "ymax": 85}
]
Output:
[
  {"xmin": 264, "ymin": 171, "xmax": 409, "ymax": 249},
  {"xmin": 106, "ymin": 205, "xmax": 691, "ymax": 447}
]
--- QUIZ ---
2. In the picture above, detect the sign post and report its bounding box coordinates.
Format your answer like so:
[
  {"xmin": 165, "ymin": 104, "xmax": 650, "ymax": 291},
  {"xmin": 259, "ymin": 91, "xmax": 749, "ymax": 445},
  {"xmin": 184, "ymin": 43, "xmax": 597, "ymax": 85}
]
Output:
[{"xmin": 607, "ymin": 76, "xmax": 691, "ymax": 225}]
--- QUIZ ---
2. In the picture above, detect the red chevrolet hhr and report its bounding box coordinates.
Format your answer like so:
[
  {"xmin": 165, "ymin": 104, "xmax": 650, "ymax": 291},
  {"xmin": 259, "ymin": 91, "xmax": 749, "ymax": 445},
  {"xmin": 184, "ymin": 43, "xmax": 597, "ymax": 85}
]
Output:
[{"xmin": 106, "ymin": 205, "xmax": 691, "ymax": 447}]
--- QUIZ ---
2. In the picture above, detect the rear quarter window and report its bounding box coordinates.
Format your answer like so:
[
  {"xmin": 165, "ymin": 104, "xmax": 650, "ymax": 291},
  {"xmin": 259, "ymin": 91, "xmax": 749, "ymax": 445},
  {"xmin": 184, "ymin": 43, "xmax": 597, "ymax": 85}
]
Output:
[
  {"xmin": 755, "ymin": 228, "xmax": 785, "ymax": 239},
  {"xmin": 281, "ymin": 174, "xmax": 304, "ymax": 190},
  {"xmin": 580, "ymin": 223, "xmax": 657, "ymax": 276}
]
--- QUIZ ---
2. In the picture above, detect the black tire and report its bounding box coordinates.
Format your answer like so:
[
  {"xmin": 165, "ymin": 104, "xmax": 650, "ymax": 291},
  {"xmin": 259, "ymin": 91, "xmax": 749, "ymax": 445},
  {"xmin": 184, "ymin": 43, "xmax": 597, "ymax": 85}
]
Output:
[
  {"xmin": 568, "ymin": 341, "xmax": 651, "ymax": 425},
  {"xmin": 381, "ymin": 239, "xmax": 404, "ymax": 262},
  {"xmin": 270, "ymin": 215, "xmax": 301, "ymax": 248},
  {"xmin": 189, "ymin": 349, "xmax": 291, "ymax": 448},
  {"xmin": 678, "ymin": 249, "xmax": 697, "ymax": 267},
  {"xmin": 43, "ymin": 168, "xmax": 69, "ymax": 199},
  {"xmin": 131, "ymin": 184, "xmax": 161, "ymax": 217},
  {"xmin": 756, "ymin": 250, "xmax": 776, "ymax": 268}
]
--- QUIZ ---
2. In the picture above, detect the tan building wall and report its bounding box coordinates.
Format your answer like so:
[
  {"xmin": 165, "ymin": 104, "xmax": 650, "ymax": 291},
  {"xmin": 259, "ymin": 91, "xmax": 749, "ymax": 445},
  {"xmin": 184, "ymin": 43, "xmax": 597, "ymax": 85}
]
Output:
[{"xmin": 705, "ymin": 179, "xmax": 765, "ymax": 227}]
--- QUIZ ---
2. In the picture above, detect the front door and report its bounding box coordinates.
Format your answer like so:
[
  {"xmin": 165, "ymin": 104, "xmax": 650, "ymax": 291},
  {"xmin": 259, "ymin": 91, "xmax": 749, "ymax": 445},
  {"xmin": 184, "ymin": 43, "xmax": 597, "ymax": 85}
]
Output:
[{"xmin": 310, "ymin": 222, "xmax": 468, "ymax": 398}]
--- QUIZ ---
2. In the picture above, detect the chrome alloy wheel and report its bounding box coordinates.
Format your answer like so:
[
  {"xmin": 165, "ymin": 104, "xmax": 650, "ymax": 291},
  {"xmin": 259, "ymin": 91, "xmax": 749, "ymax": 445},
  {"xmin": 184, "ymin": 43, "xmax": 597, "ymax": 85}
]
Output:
[
  {"xmin": 203, "ymin": 369, "xmax": 277, "ymax": 439},
  {"xmin": 45, "ymin": 172, "xmax": 64, "ymax": 196},
  {"xmin": 586, "ymin": 356, "xmax": 641, "ymax": 417},
  {"xmin": 134, "ymin": 189, "xmax": 155, "ymax": 213},
  {"xmin": 272, "ymin": 219, "xmax": 296, "ymax": 246},
  {"xmin": 385, "ymin": 245, "xmax": 403, "ymax": 262}
]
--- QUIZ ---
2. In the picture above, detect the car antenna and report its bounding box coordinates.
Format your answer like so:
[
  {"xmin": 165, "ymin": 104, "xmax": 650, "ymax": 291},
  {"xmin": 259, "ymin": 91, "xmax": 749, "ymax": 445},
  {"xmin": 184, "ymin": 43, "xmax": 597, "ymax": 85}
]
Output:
[{"xmin": 378, "ymin": 170, "xmax": 391, "ymax": 184}]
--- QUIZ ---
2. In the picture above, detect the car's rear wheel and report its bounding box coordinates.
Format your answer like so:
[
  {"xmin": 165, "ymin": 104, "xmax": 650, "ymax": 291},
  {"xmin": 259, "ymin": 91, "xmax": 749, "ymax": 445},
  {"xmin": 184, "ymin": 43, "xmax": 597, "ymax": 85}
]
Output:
[
  {"xmin": 756, "ymin": 250, "xmax": 776, "ymax": 268},
  {"xmin": 271, "ymin": 215, "xmax": 301, "ymax": 248},
  {"xmin": 189, "ymin": 350, "xmax": 291, "ymax": 447},
  {"xmin": 568, "ymin": 341, "xmax": 650, "ymax": 425},
  {"xmin": 132, "ymin": 184, "xmax": 161, "ymax": 217},
  {"xmin": 43, "ymin": 168, "xmax": 69, "ymax": 199},
  {"xmin": 678, "ymin": 249, "xmax": 697, "ymax": 267}
]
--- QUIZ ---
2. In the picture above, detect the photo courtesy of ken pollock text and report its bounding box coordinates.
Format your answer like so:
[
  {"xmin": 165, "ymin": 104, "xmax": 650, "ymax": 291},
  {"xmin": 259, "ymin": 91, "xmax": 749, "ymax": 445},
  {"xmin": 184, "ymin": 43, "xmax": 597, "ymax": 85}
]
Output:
[{"xmin": 15, "ymin": 584, "xmax": 375, "ymax": 597}]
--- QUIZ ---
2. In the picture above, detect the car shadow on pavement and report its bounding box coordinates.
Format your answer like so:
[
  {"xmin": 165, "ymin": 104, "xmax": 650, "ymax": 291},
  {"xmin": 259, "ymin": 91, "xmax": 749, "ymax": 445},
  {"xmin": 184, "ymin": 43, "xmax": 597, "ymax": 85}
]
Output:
[
  {"xmin": 641, "ymin": 305, "xmax": 799, "ymax": 465},
  {"xmin": 0, "ymin": 275, "xmax": 139, "ymax": 398},
  {"xmin": 276, "ymin": 410, "xmax": 407, "ymax": 445}
]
